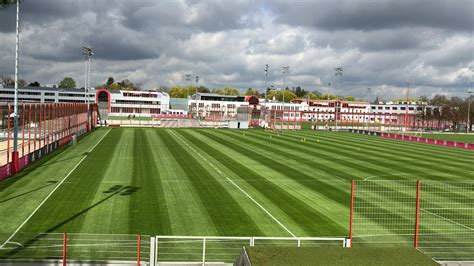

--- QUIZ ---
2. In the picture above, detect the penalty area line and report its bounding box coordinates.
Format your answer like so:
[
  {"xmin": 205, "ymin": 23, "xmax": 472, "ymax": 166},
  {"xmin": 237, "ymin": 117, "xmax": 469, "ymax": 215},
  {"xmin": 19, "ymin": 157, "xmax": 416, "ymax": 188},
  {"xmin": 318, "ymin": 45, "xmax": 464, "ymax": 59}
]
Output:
[
  {"xmin": 169, "ymin": 130, "xmax": 297, "ymax": 238},
  {"xmin": 0, "ymin": 129, "xmax": 111, "ymax": 249}
]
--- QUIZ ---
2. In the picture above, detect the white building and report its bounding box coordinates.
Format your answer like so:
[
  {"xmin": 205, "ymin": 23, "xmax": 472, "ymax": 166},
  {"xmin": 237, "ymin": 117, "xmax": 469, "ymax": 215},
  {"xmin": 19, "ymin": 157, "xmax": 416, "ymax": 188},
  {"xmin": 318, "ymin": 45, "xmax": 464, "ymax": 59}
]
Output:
[
  {"xmin": 96, "ymin": 88, "xmax": 170, "ymax": 118},
  {"xmin": 0, "ymin": 85, "xmax": 95, "ymax": 103},
  {"xmin": 188, "ymin": 93, "xmax": 251, "ymax": 119}
]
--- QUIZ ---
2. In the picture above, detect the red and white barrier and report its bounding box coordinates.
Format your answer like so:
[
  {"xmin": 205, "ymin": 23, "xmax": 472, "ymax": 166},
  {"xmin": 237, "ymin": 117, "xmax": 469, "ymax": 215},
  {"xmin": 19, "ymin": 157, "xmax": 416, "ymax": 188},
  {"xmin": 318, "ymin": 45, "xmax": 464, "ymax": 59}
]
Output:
[{"xmin": 380, "ymin": 133, "xmax": 474, "ymax": 150}]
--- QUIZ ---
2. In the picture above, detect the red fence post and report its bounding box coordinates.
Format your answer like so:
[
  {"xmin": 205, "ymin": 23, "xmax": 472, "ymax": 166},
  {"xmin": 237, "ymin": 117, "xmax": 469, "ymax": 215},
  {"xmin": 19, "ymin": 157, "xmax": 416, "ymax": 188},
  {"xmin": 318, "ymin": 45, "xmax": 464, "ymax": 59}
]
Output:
[
  {"xmin": 137, "ymin": 234, "xmax": 141, "ymax": 266},
  {"xmin": 7, "ymin": 103, "xmax": 11, "ymax": 164},
  {"xmin": 28, "ymin": 104, "xmax": 31, "ymax": 154},
  {"xmin": 34, "ymin": 104, "xmax": 37, "ymax": 151},
  {"xmin": 349, "ymin": 179, "xmax": 355, "ymax": 248},
  {"xmin": 21, "ymin": 104, "xmax": 25, "ymax": 157},
  {"xmin": 414, "ymin": 180, "xmax": 421, "ymax": 249},
  {"xmin": 63, "ymin": 232, "xmax": 67, "ymax": 266}
]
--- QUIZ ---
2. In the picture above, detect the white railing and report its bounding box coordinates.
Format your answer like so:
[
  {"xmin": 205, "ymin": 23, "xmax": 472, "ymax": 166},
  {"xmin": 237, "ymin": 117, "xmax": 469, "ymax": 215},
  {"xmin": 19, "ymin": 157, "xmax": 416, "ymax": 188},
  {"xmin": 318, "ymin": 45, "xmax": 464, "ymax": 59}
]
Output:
[{"xmin": 152, "ymin": 235, "xmax": 348, "ymax": 265}]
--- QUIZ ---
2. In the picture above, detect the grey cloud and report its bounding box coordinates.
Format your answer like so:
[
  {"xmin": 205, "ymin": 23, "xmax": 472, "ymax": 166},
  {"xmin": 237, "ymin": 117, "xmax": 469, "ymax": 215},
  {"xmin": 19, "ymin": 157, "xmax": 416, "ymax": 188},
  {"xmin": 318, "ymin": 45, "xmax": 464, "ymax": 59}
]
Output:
[
  {"xmin": 0, "ymin": 0, "xmax": 472, "ymax": 101},
  {"xmin": 271, "ymin": 0, "xmax": 474, "ymax": 32}
]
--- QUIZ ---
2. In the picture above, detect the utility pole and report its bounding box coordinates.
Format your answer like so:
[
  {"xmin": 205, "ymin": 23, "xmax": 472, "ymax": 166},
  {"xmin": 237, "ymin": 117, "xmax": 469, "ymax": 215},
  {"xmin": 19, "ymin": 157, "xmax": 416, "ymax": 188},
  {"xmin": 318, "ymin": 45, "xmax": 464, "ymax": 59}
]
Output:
[{"xmin": 281, "ymin": 66, "xmax": 289, "ymax": 110}]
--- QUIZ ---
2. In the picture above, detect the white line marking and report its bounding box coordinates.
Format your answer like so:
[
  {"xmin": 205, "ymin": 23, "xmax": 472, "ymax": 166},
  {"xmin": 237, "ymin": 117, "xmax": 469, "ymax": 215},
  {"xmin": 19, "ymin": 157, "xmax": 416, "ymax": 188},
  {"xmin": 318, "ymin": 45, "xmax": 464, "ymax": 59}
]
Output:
[
  {"xmin": 169, "ymin": 130, "xmax": 297, "ymax": 238},
  {"xmin": 421, "ymin": 209, "xmax": 474, "ymax": 231},
  {"xmin": 0, "ymin": 129, "xmax": 111, "ymax": 249}
]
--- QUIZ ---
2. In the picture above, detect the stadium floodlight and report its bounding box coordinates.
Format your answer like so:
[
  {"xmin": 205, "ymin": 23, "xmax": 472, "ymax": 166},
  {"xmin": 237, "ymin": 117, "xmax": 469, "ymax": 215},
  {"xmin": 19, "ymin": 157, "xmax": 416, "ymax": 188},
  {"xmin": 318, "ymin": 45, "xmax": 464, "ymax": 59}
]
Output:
[
  {"xmin": 12, "ymin": 0, "xmax": 20, "ymax": 165},
  {"xmin": 405, "ymin": 81, "xmax": 410, "ymax": 131},
  {"xmin": 82, "ymin": 46, "xmax": 93, "ymax": 105},
  {"xmin": 334, "ymin": 67, "xmax": 343, "ymax": 130},
  {"xmin": 468, "ymin": 90, "xmax": 473, "ymax": 133},
  {"xmin": 264, "ymin": 64, "xmax": 269, "ymax": 128},
  {"xmin": 281, "ymin": 66, "xmax": 289, "ymax": 110},
  {"xmin": 195, "ymin": 75, "xmax": 200, "ymax": 117}
]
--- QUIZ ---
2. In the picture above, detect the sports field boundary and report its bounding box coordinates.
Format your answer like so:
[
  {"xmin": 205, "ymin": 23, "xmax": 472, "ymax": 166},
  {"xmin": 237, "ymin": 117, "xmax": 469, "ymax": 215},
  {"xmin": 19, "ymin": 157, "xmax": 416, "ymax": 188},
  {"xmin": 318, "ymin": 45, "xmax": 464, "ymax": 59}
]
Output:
[
  {"xmin": 0, "ymin": 129, "xmax": 111, "ymax": 249},
  {"xmin": 169, "ymin": 130, "xmax": 297, "ymax": 238}
]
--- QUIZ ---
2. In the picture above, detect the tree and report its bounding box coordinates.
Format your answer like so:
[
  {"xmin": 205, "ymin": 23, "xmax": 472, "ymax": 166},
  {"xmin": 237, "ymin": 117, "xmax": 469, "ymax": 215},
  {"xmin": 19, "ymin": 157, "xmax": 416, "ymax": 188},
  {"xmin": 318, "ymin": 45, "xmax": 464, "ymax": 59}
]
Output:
[
  {"xmin": 169, "ymin": 86, "xmax": 187, "ymax": 98},
  {"xmin": 1, "ymin": 0, "xmax": 21, "ymax": 9},
  {"xmin": 58, "ymin": 77, "xmax": 76, "ymax": 88},
  {"xmin": 418, "ymin": 95, "xmax": 429, "ymax": 103},
  {"xmin": 106, "ymin": 77, "xmax": 114, "ymax": 86},
  {"xmin": 266, "ymin": 89, "xmax": 297, "ymax": 102},
  {"xmin": 344, "ymin": 96, "xmax": 355, "ymax": 101},
  {"xmin": 245, "ymin": 88, "xmax": 259, "ymax": 96},
  {"xmin": 213, "ymin": 86, "xmax": 240, "ymax": 96},
  {"xmin": 28, "ymin": 81, "xmax": 40, "ymax": 87},
  {"xmin": 1, "ymin": 75, "xmax": 14, "ymax": 86},
  {"xmin": 17, "ymin": 79, "xmax": 27, "ymax": 86}
]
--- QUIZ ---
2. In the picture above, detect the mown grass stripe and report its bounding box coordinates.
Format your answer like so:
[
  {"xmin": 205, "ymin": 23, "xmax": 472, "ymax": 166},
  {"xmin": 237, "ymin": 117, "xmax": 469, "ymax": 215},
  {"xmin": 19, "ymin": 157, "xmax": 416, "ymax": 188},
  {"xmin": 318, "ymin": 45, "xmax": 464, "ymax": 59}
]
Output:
[
  {"xmin": 179, "ymin": 130, "xmax": 345, "ymax": 236},
  {"xmin": 303, "ymin": 131, "xmax": 474, "ymax": 165},
  {"xmin": 158, "ymin": 130, "xmax": 264, "ymax": 236},
  {"xmin": 272, "ymin": 131, "xmax": 472, "ymax": 178},
  {"xmin": 129, "ymin": 128, "xmax": 171, "ymax": 235}
]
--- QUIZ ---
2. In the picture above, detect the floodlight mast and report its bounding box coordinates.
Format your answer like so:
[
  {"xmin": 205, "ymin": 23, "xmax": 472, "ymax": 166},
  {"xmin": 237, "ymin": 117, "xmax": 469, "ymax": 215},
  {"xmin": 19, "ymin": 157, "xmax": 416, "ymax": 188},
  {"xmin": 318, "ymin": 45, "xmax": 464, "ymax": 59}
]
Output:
[
  {"xmin": 195, "ymin": 75, "xmax": 199, "ymax": 117},
  {"xmin": 367, "ymin": 88, "xmax": 372, "ymax": 130},
  {"xmin": 12, "ymin": 0, "xmax": 20, "ymax": 169},
  {"xmin": 281, "ymin": 66, "xmax": 289, "ymax": 109},
  {"xmin": 468, "ymin": 90, "xmax": 473, "ymax": 133},
  {"xmin": 334, "ymin": 67, "xmax": 343, "ymax": 130},
  {"xmin": 82, "ymin": 46, "xmax": 93, "ymax": 105},
  {"xmin": 405, "ymin": 81, "xmax": 410, "ymax": 131},
  {"xmin": 264, "ymin": 64, "xmax": 269, "ymax": 128}
]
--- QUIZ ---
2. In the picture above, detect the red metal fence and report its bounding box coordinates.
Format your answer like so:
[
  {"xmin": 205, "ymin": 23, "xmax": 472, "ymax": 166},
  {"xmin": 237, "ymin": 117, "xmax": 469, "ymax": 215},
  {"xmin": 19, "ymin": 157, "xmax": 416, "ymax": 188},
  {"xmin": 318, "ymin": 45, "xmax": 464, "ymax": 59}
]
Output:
[{"xmin": 0, "ymin": 103, "xmax": 98, "ymax": 181}]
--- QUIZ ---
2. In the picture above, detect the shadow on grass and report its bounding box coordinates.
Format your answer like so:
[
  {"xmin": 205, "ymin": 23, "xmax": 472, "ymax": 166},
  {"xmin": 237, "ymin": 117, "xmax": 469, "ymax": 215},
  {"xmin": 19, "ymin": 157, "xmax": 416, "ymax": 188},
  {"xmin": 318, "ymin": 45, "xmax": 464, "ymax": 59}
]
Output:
[
  {"xmin": 2, "ymin": 184, "xmax": 140, "ymax": 259},
  {"xmin": 0, "ymin": 181, "xmax": 58, "ymax": 204},
  {"xmin": 0, "ymin": 147, "xmax": 70, "ymax": 193}
]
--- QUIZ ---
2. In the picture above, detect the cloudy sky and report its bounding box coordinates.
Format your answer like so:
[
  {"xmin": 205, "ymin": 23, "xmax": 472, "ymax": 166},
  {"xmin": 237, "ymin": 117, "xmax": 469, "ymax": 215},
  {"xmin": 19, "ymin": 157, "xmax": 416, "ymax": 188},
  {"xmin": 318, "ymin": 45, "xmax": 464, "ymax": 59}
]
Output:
[{"xmin": 0, "ymin": 0, "xmax": 473, "ymax": 100}]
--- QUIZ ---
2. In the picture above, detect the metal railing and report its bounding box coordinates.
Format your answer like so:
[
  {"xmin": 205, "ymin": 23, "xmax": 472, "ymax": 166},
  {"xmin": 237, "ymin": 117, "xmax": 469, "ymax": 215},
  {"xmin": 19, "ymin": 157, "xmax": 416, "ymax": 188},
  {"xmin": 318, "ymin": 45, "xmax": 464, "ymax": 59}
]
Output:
[{"xmin": 153, "ymin": 235, "xmax": 348, "ymax": 265}]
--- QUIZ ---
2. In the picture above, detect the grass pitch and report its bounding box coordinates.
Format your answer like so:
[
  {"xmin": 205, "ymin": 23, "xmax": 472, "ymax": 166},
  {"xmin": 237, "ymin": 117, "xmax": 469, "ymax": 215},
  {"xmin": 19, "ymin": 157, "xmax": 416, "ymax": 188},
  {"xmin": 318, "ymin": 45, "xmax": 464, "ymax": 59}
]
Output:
[
  {"xmin": 246, "ymin": 247, "xmax": 437, "ymax": 266},
  {"xmin": 0, "ymin": 128, "xmax": 472, "ymax": 260}
]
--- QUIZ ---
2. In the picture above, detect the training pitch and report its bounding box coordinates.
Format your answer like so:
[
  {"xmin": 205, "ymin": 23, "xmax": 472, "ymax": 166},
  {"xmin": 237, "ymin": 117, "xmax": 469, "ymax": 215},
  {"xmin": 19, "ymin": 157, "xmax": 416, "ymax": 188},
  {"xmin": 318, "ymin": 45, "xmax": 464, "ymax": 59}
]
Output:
[{"xmin": 0, "ymin": 128, "xmax": 473, "ymax": 259}]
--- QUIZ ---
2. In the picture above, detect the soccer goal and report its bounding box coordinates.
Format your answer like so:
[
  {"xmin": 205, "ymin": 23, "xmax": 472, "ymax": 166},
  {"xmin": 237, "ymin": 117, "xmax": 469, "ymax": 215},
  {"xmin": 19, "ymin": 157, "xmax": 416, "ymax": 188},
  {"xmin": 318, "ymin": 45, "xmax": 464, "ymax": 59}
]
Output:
[{"xmin": 268, "ymin": 110, "xmax": 303, "ymax": 130}]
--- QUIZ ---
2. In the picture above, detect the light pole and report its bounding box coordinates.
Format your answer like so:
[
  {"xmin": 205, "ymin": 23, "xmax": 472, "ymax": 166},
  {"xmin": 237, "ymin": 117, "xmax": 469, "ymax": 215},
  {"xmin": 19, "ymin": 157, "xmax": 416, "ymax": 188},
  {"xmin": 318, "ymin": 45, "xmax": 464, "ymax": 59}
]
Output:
[
  {"xmin": 334, "ymin": 67, "xmax": 343, "ymax": 130},
  {"xmin": 195, "ymin": 75, "xmax": 200, "ymax": 118},
  {"xmin": 468, "ymin": 90, "xmax": 473, "ymax": 133},
  {"xmin": 281, "ymin": 66, "xmax": 289, "ymax": 110},
  {"xmin": 264, "ymin": 64, "xmax": 269, "ymax": 128},
  {"xmin": 82, "ymin": 46, "xmax": 93, "ymax": 105},
  {"xmin": 12, "ymin": 0, "xmax": 20, "ymax": 169},
  {"xmin": 367, "ymin": 88, "xmax": 371, "ymax": 130},
  {"xmin": 405, "ymin": 81, "xmax": 410, "ymax": 131}
]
